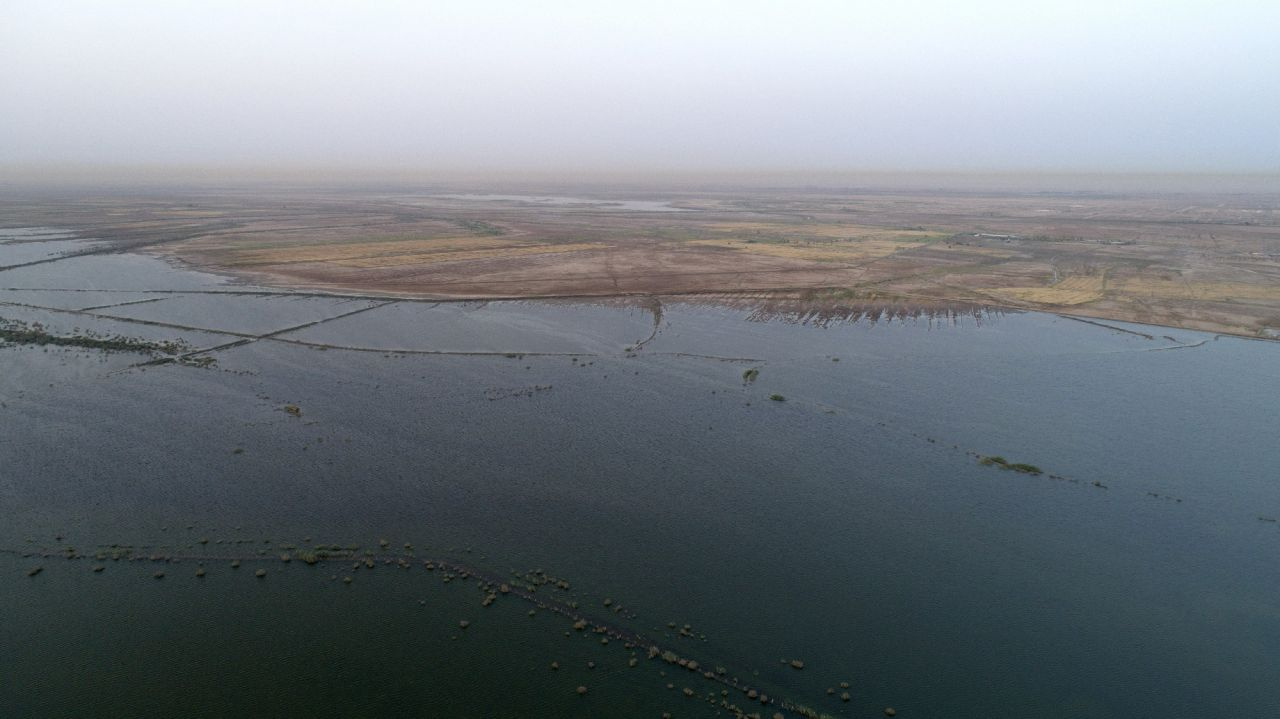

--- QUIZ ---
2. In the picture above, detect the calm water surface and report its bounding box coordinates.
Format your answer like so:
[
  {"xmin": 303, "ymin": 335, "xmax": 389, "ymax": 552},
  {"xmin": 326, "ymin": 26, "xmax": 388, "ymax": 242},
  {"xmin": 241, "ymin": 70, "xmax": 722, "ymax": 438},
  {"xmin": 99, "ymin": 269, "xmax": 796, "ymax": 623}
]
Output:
[{"xmin": 1, "ymin": 237, "xmax": 1277, "ymax": 718}]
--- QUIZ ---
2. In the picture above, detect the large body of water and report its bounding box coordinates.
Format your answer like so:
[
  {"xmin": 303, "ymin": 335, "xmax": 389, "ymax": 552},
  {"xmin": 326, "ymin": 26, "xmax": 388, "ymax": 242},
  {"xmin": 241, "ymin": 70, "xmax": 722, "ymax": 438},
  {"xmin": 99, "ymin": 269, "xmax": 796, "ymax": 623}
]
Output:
[{"xmin": 1, "ymin": 230, "xmax": 1278, "ymax": 718}]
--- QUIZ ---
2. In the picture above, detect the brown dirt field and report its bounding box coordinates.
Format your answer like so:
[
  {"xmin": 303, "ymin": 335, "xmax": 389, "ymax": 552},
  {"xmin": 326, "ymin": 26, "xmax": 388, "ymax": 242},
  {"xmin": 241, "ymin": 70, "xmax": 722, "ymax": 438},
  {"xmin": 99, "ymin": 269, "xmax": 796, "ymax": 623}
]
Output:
[{"xmin": 3, "ymin": 184, "xmax": 1278, "ymax": 338}]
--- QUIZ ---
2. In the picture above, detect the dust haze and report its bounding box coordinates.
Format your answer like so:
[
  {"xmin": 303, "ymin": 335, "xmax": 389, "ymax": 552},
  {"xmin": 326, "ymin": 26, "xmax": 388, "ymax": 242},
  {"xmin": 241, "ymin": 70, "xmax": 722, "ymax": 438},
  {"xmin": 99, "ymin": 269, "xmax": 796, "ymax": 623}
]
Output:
[{"xmin": 3, "ymin": 1, "xmax": 1279, "ymax": 177}]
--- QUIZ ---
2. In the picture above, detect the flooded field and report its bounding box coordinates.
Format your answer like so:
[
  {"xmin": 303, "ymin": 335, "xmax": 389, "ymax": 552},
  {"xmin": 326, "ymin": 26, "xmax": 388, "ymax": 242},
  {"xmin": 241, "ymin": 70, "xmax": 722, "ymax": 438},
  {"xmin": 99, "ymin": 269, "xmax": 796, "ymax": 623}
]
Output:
[{"xmin": 2, "ymin": 230, "xmax": 1279, "ymax": 718}]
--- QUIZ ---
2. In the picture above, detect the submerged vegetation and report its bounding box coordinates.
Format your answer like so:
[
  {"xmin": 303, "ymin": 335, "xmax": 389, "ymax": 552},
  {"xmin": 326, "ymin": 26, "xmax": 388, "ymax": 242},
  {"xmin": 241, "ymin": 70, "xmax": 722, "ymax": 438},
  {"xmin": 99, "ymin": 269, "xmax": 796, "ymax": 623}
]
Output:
[
  {"xmin": 6, "ymin": 533, "xmax": 889, "ymax": 719},
  {"xmin": 979, "ymin": 455, "xmax": 1044, "ymax": 475},
  {"xmin": 0, "ymin": 316, "xmax": 189, "ymax": 355}
]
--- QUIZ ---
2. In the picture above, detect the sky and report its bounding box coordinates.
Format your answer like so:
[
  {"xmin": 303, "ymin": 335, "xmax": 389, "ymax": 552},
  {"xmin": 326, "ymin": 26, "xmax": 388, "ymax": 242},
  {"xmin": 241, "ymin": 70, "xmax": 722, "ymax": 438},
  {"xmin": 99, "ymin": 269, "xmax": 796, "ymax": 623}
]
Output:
[{"xmin": 2, "ymin": 0, "xmax": 1278, "ymax": 174}]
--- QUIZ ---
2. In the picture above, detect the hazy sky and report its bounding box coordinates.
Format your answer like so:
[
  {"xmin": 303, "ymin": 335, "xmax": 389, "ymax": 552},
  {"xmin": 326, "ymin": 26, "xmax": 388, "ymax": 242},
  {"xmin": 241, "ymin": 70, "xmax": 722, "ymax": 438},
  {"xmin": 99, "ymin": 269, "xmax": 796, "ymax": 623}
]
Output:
[{"xmin": 3, "ymin": 1, "xmax": 1278, "ymax": 173}]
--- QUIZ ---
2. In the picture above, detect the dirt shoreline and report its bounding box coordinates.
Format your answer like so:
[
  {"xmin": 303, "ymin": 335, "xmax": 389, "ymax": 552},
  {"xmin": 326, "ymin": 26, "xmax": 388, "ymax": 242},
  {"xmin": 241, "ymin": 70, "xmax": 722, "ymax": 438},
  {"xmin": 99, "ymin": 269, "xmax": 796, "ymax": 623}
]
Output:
[
  {"xmin": 4, "ymin": 184, "xmax": 1277, "ymax": 340},
  {"xmin": 136, "ymin": 253, "xmax": 1279, "ymax": 342}
]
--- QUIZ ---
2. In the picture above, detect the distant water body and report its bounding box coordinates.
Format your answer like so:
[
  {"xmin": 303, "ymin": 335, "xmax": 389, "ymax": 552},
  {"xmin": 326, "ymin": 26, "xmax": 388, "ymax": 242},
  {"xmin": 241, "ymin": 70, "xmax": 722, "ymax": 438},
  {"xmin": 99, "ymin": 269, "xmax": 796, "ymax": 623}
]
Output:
[{"xmin": 432, "ymin": 193, "xmax": 689, "ymax": 211}]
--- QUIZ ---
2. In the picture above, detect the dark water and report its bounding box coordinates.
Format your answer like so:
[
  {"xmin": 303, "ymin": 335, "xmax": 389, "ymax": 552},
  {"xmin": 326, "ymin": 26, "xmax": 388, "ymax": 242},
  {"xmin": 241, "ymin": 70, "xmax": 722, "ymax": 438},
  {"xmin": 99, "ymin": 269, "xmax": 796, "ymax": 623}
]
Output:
[{"xmin": 1, "ymin": 236, "xmax": 1278, "ymax": 718}]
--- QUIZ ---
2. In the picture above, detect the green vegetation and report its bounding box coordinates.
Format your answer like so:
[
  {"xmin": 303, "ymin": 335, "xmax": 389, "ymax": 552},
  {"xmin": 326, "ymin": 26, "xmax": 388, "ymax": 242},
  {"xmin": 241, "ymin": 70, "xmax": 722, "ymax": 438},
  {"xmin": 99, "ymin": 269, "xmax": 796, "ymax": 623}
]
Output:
[
  {"xmin": 979, "ymin": 455, "xmax": 1043, "ymax": 475},
  {"xmin": 179, "ymin": 355, "xmax": 217, "ymax": 368},
  {"xmin": 458, "ymin": 219, "xmax": 505, "ymax": 236},
  {"xmin": 769, "ymin": 394, "xmax": 786, "ymax": 402},
  {"xmin": 740, "ymin": 232, "xmax": 792, "ymax": 245},
  {"xmin": 742, "ymin": 368, "xmax": 759, "ymax": 383},
  {"xmin": 0, "ymin": 317, "xmax": 188, "ymax": 355}
]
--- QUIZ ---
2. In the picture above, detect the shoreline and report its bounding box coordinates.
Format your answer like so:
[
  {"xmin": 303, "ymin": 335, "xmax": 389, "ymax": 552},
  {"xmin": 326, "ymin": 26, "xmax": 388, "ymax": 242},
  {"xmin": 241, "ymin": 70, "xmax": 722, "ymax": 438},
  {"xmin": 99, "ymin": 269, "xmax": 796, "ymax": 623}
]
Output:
[
  {"xmin": 18, "ymin": 246, "xmax": 1265, "ymax": 344},
  {"xmin": 139, "ymin": 250, "xmax": 1278, "ymax": 342}
]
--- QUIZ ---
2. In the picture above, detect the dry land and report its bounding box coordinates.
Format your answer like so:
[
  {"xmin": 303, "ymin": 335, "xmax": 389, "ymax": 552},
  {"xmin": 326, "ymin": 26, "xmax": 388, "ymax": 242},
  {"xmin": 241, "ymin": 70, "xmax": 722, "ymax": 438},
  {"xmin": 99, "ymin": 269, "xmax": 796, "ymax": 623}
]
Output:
[{"xmin": 3, "ymin": 182, "xmax": 1278, "ymax": 338}]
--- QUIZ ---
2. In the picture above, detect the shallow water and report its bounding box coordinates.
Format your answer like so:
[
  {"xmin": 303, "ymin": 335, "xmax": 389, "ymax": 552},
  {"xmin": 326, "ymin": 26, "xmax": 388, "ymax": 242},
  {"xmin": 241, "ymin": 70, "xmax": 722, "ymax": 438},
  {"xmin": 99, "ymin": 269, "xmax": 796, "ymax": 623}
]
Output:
[
  {"xmin": 0, "ymin": 249, "xmax": 268, "ymax": 292},
  {"xmin": 99, "ymin": 294, "xmax": 388, "ymax": 337},
  {"xmin": 285, "ymin": 300, "xmax": 656, "ymax": 355},
  {"xmin": 1, "ymin": 243, "xmax": 1278, "ymax": 718},
  {"xmin": 0, "ymin": 228, "xmax": 105, "ymax": 267}
]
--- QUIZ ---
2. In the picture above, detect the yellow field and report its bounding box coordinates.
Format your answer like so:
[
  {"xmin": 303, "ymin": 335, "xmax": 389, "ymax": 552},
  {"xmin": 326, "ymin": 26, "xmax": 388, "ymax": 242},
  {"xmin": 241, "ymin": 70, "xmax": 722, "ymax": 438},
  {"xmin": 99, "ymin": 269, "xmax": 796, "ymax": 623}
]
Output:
[
  {"xmin": 205, "ymin": 236, "xmax": 531, "ymax": 266},
  {"xmin": 993, "ymin": 275, "xmax": 1106, "ymax": 306},
  {"xmin": 695, "ymin": 238, "xmax": 923, "ymax": 263},
  {"xmin": 333, "ymin": 242, "xmax": 606, "ymax": 268},
  {"xmin": 1111, "ymin": 279, "xmax": 1280, "ymax": 302},
  {"xmin": 679, "ymin": 222, "xmax": 948, "ymax": 263}
]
